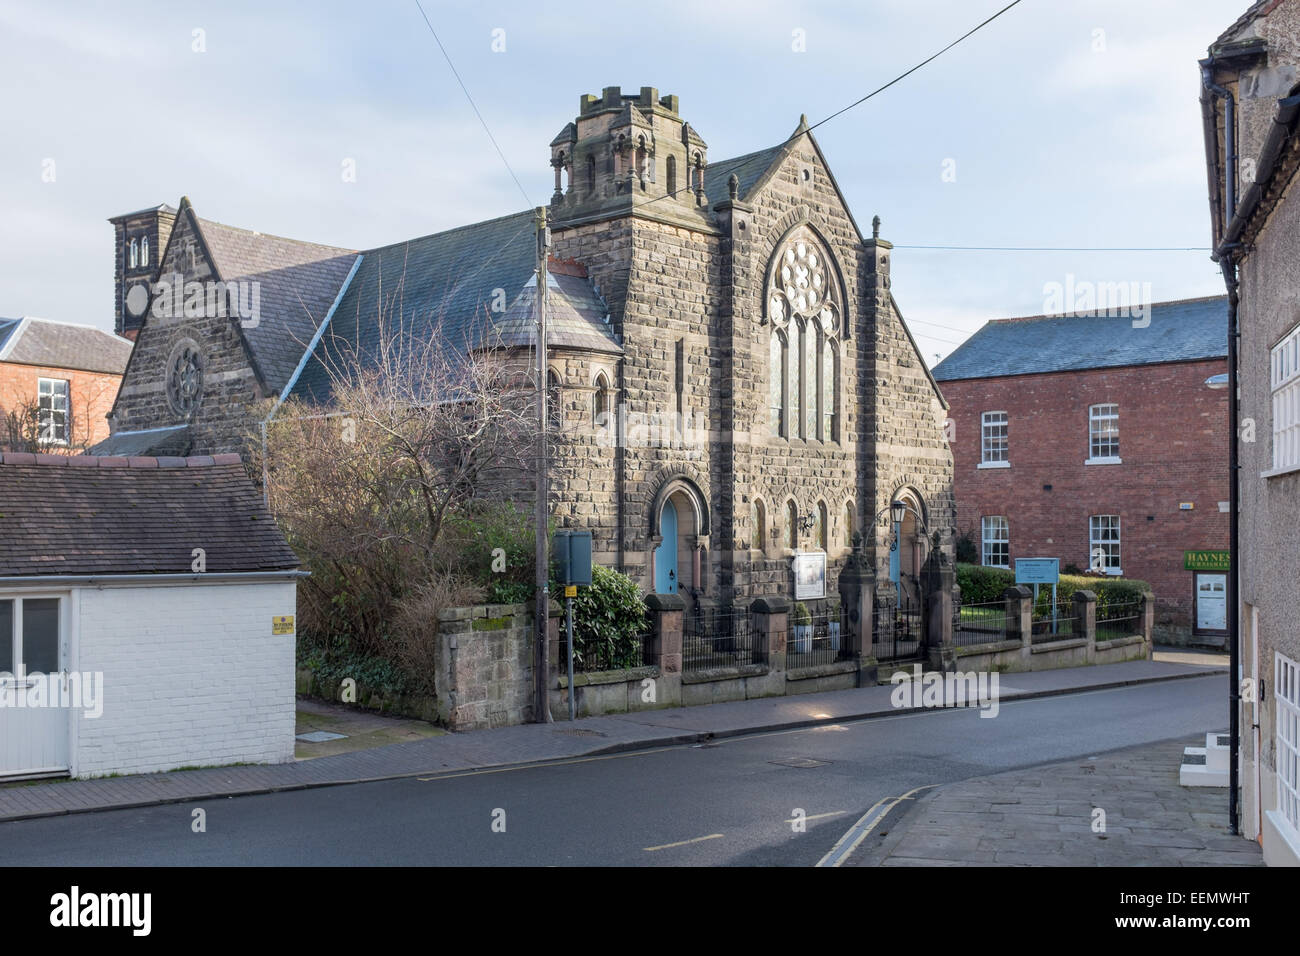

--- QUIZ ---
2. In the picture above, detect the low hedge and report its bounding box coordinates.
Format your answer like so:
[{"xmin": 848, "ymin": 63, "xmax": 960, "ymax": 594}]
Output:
[{"xmin": 956, "ymin": 563, "xmax": 1150, "ymax": 615}]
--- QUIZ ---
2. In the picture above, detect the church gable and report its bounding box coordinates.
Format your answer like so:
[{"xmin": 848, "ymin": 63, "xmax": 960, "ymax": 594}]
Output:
[{"xmin": 105, "ymin": 202, "xmax": 266, "ymax": 454}]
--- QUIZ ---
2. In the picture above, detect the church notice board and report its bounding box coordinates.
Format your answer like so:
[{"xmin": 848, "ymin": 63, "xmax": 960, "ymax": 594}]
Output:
[{"xmin": 793, "ymin": 552, "xmax": 827, "ymax": 600}]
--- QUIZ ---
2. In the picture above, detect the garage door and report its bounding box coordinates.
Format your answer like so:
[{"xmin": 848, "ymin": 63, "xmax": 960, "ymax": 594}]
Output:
[{"xmin": 0, "ymin": 596, "xmax": 70, "ymax": 777}]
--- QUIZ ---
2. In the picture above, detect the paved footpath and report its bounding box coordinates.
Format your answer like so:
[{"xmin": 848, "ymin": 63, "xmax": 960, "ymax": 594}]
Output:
[
  {"xmin": 0, "ymin": 659, "xmax": 1223, "ymax": 824},
  {"xmin": 849, "ymin": 735, "xmax": 1262, "ymax": 866}
]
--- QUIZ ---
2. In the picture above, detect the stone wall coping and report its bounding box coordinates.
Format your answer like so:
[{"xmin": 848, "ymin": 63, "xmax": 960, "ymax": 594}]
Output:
[
  {"xmin": 1029, "ymin": 637, "xmax": 1088, "ymax": 653},
  {"xmin": 750, "ymin": 596, "xmax": 791, "ymax": 614},
  {"xmin": 645, "ymin": 593, "xmax": 686, "ymax": 611},
  {"xmin": 558, "ymin": 665, "xmax": 659, "ymax": 688},
  {"xmin": 785, "ymin": 660, "xmax": 859, "ymax": 680},
  {"xmin": 680, "ymin": 663, "xmax": 768, "ymax": 684}
]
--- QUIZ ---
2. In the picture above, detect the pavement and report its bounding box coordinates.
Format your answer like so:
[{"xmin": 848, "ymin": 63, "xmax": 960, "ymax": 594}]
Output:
[
  {"xmin": 0, "ymin": 657, "xmax": 1226, "ymax": 826},
  {"xmin": 847, "ymin": 735, "xmax": 1262, "ymax": 867}
]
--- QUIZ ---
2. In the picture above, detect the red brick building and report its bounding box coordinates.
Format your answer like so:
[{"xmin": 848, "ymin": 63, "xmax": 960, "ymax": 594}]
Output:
[
  {"xmin": 0, "ymin": 317, "xmax": 131, "ymax": 452},
  {"xmin": 933, "ymin": 296, "xmax": 1229, "ymax": 645}
]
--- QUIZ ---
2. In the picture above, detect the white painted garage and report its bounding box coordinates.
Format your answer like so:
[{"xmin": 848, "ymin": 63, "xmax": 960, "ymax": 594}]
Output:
[{"xmin": 0, "ymin": 452, "xmax": 304, "ymax": 779}]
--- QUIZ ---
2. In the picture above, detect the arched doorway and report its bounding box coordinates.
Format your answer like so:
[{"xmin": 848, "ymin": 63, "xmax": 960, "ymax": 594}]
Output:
[
  {"xmin": 892, "ymin": 489, "xmax": 928, "ymax": 605},
  {"xmin": 650, "ymin": 481, "xmax": 707, "ymax": 619},
  {"xmin": 654, "ymin": 499, "xmax": 679, "ymax": 595}
]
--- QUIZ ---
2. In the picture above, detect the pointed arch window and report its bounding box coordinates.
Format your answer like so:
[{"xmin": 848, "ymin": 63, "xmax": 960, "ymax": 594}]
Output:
[
  {"xmin": 844, "ymin": 500, "xmax": 855, "ymax": 549},
  {"xmin": 752, "ymin": 499, "xmax": 766, "ymax": 551},
  {"xmin": 816, "ymin": 501, "xmax": 827, "ymax": 551},
  {"xmin": 547, "ymin": 370, "xmax": 562, "ymax": 431},
  {"xmin": 785, "ymin": 500, "xmax": 798, "ymax": 550},
  {"xmin": 800, "ymin": 323, "xmax": 811, "ymax": 439},
  {"xmin": 128, "ymin": 238, "xmax": 138, "ymax": 269},
  {"xmin": 770, "ymin": 330, "xmax": 786, "ymax": 436},
  {"xmin": 666, "ymin": 155, "xmax": 677, "ymax": 197},
  {"xmin": 592, "ymin": 371, "xmax": 610, "ymax": 427},
  {"xmin": 765, "ymin": 229, "xmax": 842, "ymax": 444},
  {"xmin": 141, "ymin": 235, "xmax": 149, "ymax": 267},
  {"xmin": 587, "ymin": 156, "xmax": 596, "ymax": 193},
  {"xmin": 823, "ymin": 340, "xmax": 836, "ymax": 440}
]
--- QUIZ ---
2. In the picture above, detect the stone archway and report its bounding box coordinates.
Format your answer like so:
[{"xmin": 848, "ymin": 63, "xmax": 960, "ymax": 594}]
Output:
[
  {"xmin": 892, "ymin": 488, "xmax": 928, "ymax": 605},
  {"xmin": 649, "ymin": 475, "xmax": 709, "ymax": 619}
]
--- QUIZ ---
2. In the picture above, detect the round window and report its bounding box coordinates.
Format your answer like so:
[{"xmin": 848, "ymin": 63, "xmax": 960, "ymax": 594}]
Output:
[{"xmin": 165, "ymin": 338, "xmax": 205, "ymax": 417}]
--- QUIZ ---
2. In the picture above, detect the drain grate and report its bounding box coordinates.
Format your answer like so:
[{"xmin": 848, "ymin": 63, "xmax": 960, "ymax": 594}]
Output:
[{"xmin": 768, "ymin": 756, "xmax": 830, "ymax": 769}]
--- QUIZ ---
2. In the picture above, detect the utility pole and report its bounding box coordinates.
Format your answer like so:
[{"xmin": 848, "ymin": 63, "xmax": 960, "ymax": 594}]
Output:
[{"xmin": 534, "ymin": 206, "xmax": 552, "ymax": 723}]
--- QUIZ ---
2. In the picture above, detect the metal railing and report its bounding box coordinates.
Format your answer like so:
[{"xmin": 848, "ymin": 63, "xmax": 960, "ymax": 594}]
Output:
[
  {"xmin": 559, "ymin": 625, "xmax": 654, "ymax": 673},
  {"xmin": 872, "ymin": 595, "xmax": 922, "ymax": 661},
  {"xmin": 1096, "ymin": 600, "xmax": 1143, "ymax": 642},
  {"xmin": 955, "ymin": 599, "xmax": 1010, "ymax": 646},
  {"xmin": 1031, "ymin": 599, "xmax": 1079, "ymax": 644},
  {"xmin": 683, "ymin": 607, "xmax": 764, "ymax": 672},
  {"xmin": 787, "ymin": 603, "xmax": 850, "ymax": 668}
]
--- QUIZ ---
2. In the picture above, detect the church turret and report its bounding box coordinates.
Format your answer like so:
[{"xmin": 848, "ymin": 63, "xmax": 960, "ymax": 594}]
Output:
[{"xmin": 549, "ymin": 86, "xmax": 709, "ymax": 227}]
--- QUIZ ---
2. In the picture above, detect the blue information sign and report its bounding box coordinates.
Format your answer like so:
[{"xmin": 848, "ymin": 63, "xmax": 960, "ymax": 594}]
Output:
[{"xmin": 1015, "ymin": 558, "xmax": 1059, "ymax": 586}]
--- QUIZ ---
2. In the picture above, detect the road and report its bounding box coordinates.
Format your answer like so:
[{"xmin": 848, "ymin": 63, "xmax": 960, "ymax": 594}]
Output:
[{"xmin": 0, "ymin": 674, "xmax": 1225, "ymax": 866}]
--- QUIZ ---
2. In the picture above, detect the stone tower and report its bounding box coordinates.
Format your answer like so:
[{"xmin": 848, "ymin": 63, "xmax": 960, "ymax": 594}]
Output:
[{"xmin": 108, "ymin": 203, "xmax": 177, "ymax": 340}]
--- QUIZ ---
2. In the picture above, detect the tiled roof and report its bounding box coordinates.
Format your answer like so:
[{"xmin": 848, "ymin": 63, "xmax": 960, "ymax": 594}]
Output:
[
  {"xmin": 932, "ymin": 296, "xmax": 1229, "ymax": 382},
  {"xmin": 703, "ymin": 144, "xmax": 788, "ymax": 203},
  {"xmin": 194, "ymin": 218, "xmax": 359, "ymax": 395},
  {"xmin": 1214, "ymin": 0, "xmax": 1281, "ymax": 46},
  {"xmin": 0, "ymin": 317, "xmax": 132, "ymax": 374},
  {"xmin": 485, "ymin": 268, "xmax": 621, "ymax": 354},
  {"xmin": 0, "ymin": 453, "xmax": 300, "ymax": 577},
  {"xmin": 290, "ymin": 209, "xmax": 538, "ymax": 402},
  {"xmin": 87, "ymin": 424, "xmax": 192, "ymax": 457}
]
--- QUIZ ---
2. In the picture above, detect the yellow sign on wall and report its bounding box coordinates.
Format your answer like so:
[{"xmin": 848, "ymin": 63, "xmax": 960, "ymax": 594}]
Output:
[{"xmin": 272, "ymin": 615, "xmax": 295, "ymax": 635}]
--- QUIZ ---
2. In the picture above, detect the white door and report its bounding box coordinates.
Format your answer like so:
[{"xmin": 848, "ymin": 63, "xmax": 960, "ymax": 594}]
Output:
[
  {"xmin": 1195, "ymin": 573, "xmax": 1227, "ymax": 632},
  {"xmin": 0, "ymin": 595, "xmax": 71, "ymax": 777}
]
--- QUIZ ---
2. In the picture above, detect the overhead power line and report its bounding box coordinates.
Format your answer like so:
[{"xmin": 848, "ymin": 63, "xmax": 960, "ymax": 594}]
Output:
[
  {"xmin": 894, "ymin": 244, "xmax": 1212, "ymax": 252},
  {"xmin": 415, "ymin": 0, "xmax": 533, "ymax": 207}
]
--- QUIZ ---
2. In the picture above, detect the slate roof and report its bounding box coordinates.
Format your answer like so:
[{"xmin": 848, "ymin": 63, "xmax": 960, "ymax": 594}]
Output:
[
  {"xmin": 192, "ymin": 218, "xmax": 359, "ymax": 396},
  {"xmin": 0, "ymin": 317, "xmax": 132, "ymax": 374},
  {"xmin": 0, "ymin": 453, "xmax": 300, "ymax": 577},
  {"xmin": 87, "ymin": 424, "xmax": 192, "ymax": 458},
  {"xmin": 932, "ymin": 296, "xmax": 1229, "ymax": 382},
  {"xmin": 290, "ymin": 209, "xmax": 538, "ymax": 402},
  {"xmin": 486, "ymin": 269, "xmax": 621, "ymax": 354},
  {"xmin": 703, "ymin": 143, "xmax": 788, "ymax": 203},
  {"xmin": 161, "ymin": 138, "xmax": 791, "ymax": 405}
]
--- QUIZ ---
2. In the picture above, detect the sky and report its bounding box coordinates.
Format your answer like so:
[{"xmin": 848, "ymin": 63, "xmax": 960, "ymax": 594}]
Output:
[{"xmin": 0, "ymin": 0, "xmax": 1241, "ymax": 366}]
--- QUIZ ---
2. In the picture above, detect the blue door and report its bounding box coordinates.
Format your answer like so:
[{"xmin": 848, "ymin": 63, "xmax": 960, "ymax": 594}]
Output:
[{"xmin": 654, "ymin": 500, "xmax": 678, "ymax": 594}]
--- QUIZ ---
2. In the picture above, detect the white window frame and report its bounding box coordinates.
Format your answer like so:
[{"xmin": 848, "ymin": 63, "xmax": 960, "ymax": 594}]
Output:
[
  {"xmin": 1089, "ymin": 514, "xmax": 1121, "ymax": 575},
  {"xmin": 0, "ymin": 593, "xmax": 66, "ymax": 687},
  {"xmin": 37, "ymin": 377, "xmax": 70, "ymax": 445},
  {"xmin": 981, "ymin": 516, "xmax": 1009, "ymax": 569},
  {"xmin": 1086, "ymin": 403, "xmax": 1121, "ymax": 464},
  {"xmin": 979, "ymin": 411, "xmax": 1009, "ymax": 468},
  {"xmin": 1273, "ymin": 652, "xmax": 1300, "ymax": 848},
  {"xmin": 1265, "ymin": 323, "xmax": 1300, "ymax": 477}
]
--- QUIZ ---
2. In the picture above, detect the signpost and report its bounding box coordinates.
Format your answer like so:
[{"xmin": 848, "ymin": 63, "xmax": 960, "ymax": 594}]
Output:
[
  {"xmin": 1016, "ymin": 557, "xmax": 1060, "ymax": 633},
  {"xmin": 553, "ymin": 531, "xmax": 593, "ymax": 720}
]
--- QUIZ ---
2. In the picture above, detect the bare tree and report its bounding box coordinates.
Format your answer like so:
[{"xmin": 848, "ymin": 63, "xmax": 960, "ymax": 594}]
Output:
[{"xmin": 259, "ymin": 305, "xmax": 541, "ymax": 661}]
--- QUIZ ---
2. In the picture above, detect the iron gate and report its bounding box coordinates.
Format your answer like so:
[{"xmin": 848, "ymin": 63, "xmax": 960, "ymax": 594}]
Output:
[{"xmin": 872, "ymin": 592, "xmax": 922, "ymax": 661}]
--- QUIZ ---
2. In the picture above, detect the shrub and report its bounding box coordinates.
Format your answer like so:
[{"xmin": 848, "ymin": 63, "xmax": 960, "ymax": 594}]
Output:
[
  {"xmin": 793, "ymin": 601, "xmax": 811, "ymax": 626},
  {"xmin": 954, "ymin": 528, "xmax": 980, "ymax": 565},
  {"xmin": 956, "ymin": 563, "xmax": 1015, "ymax": 603},
  {"xmin": 389, "ymin": 574, "xmax": 485, "ymax": 696},
  {"xmin": 957, "ymin": 563, "xmax": 1150, "ymax": 615},
  {"xmin": 566, "ymin": 564, "xmax": 649, "ymax": 670}
]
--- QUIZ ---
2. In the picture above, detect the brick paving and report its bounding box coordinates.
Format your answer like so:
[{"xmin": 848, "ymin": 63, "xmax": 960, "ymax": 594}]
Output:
[{"xmin": 852, "ymin": 736, "xmax": 1263, "ymax": 866}]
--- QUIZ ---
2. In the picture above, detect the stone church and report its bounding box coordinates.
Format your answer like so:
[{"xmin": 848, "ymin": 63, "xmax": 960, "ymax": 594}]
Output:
[{"xmin": 96, "ymin": 86, "xmax": 955, "ymax": 611}]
